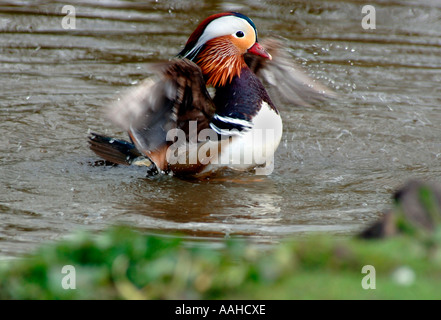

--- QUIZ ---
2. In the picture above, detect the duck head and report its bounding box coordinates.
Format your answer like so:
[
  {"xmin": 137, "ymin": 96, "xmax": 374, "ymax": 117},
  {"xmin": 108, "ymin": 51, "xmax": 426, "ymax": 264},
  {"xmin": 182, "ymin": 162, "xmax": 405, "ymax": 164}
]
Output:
[{"xmin": 178, "ymin": 12, "xmax": 271, "ymax": 87}]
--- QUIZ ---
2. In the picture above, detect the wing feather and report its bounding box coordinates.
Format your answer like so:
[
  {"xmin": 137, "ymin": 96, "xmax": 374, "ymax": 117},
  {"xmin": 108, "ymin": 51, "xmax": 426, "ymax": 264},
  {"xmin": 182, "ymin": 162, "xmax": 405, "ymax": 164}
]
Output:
[
  {"xmin": 245, "ymin": 38, "xmax": 336, "ymax": 108},
  {"xmin": 107, "ymin": 59, "xmax": 215, "ymax": 170}
]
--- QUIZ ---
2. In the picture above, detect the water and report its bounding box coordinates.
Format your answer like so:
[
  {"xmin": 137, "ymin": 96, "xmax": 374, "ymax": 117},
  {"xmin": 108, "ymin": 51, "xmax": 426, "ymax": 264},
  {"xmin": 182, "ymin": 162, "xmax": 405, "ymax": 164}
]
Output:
[{"xmin": 1, "ymin": 0, "xmax": 441, "ymax": 258}]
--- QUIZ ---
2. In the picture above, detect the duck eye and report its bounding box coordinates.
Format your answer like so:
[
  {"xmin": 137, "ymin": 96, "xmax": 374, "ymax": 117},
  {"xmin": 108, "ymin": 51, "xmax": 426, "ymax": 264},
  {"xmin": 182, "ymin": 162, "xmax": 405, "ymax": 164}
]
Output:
[{"xmin": 235, "ymin": 31, "xmax": 245, "ymax": 38}]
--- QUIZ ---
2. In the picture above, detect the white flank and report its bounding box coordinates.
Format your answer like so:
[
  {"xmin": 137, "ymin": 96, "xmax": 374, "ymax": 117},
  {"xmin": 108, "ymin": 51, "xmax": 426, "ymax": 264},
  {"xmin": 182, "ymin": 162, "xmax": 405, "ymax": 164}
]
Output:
[{"xmin": 206, "ymin": 101, "xmax": 283, "ymax": 175}]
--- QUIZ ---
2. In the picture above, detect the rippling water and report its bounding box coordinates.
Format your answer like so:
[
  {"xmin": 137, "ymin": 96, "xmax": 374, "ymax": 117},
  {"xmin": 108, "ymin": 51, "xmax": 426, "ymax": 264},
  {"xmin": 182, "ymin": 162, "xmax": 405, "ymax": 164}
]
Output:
[{"xmin": 1, "ymin": 0, "xmax": 441, "ymax": 258}]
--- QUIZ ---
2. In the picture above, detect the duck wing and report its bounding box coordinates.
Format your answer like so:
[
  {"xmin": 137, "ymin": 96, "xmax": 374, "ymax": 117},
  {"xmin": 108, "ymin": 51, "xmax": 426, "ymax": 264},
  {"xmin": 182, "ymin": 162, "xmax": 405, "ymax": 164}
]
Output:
[
  {"xmin": 107, "ymin": 59, "xmax": 216, "ymax": 171},
  {"xmin": 244, "ymin": 38, "xmax": 336, "ymax": 108}
]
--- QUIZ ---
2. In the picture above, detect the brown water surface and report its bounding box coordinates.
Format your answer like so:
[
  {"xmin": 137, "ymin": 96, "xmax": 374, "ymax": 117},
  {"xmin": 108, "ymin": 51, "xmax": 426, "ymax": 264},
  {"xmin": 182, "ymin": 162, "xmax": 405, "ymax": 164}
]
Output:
[{"xmin": 1, "ymin": 0, "xmax": 441, "ymax": 258}]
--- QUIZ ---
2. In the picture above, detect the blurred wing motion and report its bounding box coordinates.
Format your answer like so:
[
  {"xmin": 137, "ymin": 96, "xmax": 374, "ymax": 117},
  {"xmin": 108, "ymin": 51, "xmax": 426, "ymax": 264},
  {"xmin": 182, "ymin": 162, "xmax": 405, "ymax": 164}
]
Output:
[
  {"xmin": 245, "ymin": 38, "xmax": 336, "ymax": 107},
  {"xmin": 106, "ymin": 59, "xmax": 216, "ymax": 171}
]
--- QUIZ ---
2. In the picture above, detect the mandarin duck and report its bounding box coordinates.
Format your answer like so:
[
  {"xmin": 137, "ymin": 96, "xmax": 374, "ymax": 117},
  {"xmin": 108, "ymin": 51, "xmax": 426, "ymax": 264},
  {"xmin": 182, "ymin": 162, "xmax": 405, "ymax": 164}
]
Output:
[{"xmin": 89, "ymin": 12, "xmax": 334, "ymax": 177}]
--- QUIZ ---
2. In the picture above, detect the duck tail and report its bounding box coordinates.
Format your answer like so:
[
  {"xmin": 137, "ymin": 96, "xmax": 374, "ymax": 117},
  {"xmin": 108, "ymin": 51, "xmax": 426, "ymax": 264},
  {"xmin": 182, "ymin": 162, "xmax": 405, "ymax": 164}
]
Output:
[{"xmin": 88, "ymin": 132, "xmax": 142, "ymax": 166}]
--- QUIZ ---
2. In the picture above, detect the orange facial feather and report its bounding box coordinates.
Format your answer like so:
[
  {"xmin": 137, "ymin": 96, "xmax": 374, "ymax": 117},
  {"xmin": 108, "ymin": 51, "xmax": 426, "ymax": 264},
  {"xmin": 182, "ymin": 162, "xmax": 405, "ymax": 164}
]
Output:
[{"xmin": 196, "ymin": 36, "xmax": 247, "ymax": 87}]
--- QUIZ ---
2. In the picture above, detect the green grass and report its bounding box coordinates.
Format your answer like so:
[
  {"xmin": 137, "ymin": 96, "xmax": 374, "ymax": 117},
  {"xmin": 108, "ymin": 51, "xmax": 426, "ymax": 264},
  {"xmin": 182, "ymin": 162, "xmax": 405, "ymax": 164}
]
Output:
[{"xmin": 1, "ymin": 227, "xmax": 441, "ymax": 299}]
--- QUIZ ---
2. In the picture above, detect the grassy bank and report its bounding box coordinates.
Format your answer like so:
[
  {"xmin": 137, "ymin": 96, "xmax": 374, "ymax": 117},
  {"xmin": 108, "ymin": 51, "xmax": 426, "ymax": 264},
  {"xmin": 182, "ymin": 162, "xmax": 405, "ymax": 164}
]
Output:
[{"xmin": 1, "ymin": 226, "xmax": 440, "ymax": 299}]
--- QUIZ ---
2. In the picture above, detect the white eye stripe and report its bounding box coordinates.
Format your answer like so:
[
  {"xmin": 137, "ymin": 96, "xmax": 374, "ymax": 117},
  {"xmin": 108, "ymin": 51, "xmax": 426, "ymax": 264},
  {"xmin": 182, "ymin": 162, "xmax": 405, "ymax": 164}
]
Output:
[{"xmin": 185, "ymin": 16, "xmax": 255, "ymax": 58}]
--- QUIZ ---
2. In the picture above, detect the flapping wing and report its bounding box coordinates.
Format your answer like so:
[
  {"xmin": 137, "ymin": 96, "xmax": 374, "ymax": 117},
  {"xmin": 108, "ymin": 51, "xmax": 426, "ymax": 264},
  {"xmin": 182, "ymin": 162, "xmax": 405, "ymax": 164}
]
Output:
[
  {"xmin": 245, "ymin": 38, "xmax": 336, "ymax": 108},
  {"xmin": 107, "ymin": 59, "xmax": 216, "ymax": 170}
]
